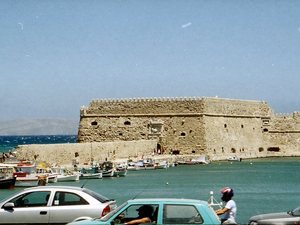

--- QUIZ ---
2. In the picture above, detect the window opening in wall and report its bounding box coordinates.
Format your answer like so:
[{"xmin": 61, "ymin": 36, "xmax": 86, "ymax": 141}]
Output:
[
  {"xmin": 241, "ymin": 124, "xmax": 244, "ymax": 128},
  {"xmin": 172, "ymin": 150, "xmax": 180, "ymax": 155},
  {"xmin": 91, "ymin": 121, "xmax": 97, "ymax": 126},
  {"xmin": 192, "ymin": 150, "xmax": 195, "ymax": 154},
  {"xmin": 224, "ymin": 124, "xmax": 227, "ymax": 128},
  {"xmin": 222, "ymin": 147, "xmax": 224, "ymax": 153},
  {"xmin": 267, "ymin": 147, "xmax": 280, "ymax": 152},
  {"xmin": 259, "ymin": 147, "xmax": 264, "ymax": 152},
  {"xmin": 124, "ymin": 121, "xmax": 131, "ymax": 125},
  {"xmin": 231, "ymin": 148, "xmax": 236, "ymax": 153},
  {"xmin": 263, "ymin": 128, "xmax": 269, "ymax": 132},
  {"xmin": 262, "ymin": 119, "xmax": 270, "ymax": 125},
  {"xmin": 119, "ymin": 132, "xmax": 123, "ymax": 136},
  {"xmin": 180, "ymin": 132, "xmax": 186, "ymax": 136}
]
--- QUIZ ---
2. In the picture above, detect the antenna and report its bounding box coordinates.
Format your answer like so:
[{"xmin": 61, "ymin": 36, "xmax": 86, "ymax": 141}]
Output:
[
  {"xmin": 132, "ymin": 189, "xmax": 144, "ymax": 200},
  {"xmin": 208, "ymin": 191, "xmax": 222, "ymax": 209},
  {"xmin": 81, "ymin": 180, "xmax": 89, "ymax": 188}
]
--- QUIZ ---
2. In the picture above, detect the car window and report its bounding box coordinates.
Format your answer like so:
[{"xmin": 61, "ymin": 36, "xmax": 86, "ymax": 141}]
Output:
[
  {"xmin": 112, "ymin": 204, "xmax": 158, "ymax": 224},
  {"xmin": 83, "ymin": 188, "xmax": 111, "ymax": 203},
  {"xmin": 10, "ymin": 191, "xmax": 50, "ymax": 208},
  {"xmin": 52, "ymin": 191, "xmax": 88, "ymax": 206},
  {"xmin": 163, "ymin": 204, "xmax": 203, "ymax": 224}
]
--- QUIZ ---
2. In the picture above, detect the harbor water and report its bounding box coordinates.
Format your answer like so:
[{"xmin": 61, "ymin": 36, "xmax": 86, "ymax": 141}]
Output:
[{"xmin": 1, "ymin": 136, "xmax": 300, "ymax": 224}]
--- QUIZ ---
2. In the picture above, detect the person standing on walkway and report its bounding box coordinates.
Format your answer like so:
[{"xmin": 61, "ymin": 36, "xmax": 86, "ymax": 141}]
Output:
[{"xmin": 215, "ymin": 187, "xmax": 237, "ymax": 224}]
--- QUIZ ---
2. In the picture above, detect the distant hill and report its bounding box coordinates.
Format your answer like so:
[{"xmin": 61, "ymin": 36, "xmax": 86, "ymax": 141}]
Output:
[{"xmin": 0, "ymin": 119, "xmax": 78, "ymax": 135}]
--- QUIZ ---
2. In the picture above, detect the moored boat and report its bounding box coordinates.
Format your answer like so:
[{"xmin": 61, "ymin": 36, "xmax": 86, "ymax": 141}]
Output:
[
  {"xmin": 80, "ymin": 166, "xmax": 102, "ymax": 179},
  {"xmin": 0, "ymin": 176, "xmax": 16, "ymax": 189},
  {"xmin": 114, "ymin": 164, "xmax": 127, "ymax": 177},
  {"xmin": 51, "ymin": 167, "xmax": 80, "ymax": 182},
  {"xmin": 227, "ymin": 156, "xmax": 242, "ymax": 162},
  {"xmin": 13, "ymin": 162, "xmax": 47, "ymax": 187},
  {"xmin": 0, "ymin": 165, "xmax": 16, "ymax": 189},
  {"xmin": 154, "ymin": 160, "xmax": 169, "ymax": 169},
  {"xmin": 100, "ymin": 161, "xmax": 115, "ymax": 177}
]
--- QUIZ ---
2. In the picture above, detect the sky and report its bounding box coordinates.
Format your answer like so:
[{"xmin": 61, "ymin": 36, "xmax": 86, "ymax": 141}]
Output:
[{"xmin": 1, "ymin": 0, "xmax": 300, "ymax": 121}]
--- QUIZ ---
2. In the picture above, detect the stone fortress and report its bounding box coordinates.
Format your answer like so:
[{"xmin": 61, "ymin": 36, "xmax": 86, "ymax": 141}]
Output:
[
  {"xmin": 17, "ymin": 97, "xmax": 300, "ymax": 166},
  {"xmin": 78, "ymin": 97, "xmax": 300, "ymax": 161}
]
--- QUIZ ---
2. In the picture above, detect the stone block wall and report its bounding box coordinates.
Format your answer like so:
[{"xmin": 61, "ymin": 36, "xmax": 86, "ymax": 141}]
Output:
[
  {"xmin": 16, "ymin": 140, "xmax": 157, "ymax": 167},
  {"xmin": 77, "ymin": 97, "xmax": 300, "ymax": 160}
]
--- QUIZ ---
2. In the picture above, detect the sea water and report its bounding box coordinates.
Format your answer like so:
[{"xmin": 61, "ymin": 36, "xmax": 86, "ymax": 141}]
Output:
[{"xmin": 0, "ymin": 136, "xmax": 300, "ymax": 224}]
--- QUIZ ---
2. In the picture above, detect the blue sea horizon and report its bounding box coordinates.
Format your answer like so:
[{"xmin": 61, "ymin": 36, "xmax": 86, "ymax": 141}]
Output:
[{"xmin": 0, "ymin": 135, "xmax": 77, "ymax": 153}]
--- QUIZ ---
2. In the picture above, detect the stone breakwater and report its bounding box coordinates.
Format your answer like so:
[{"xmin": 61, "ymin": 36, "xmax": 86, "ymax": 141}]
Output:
[{"xmin": 16, "ymin": 140, "xmax": 300, "ymax": 167}]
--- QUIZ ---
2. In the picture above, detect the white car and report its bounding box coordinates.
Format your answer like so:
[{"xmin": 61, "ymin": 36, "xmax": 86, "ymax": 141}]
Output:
[{"xmin": 0, "ymin": 186, "xmax": 117, "ymax": 224}]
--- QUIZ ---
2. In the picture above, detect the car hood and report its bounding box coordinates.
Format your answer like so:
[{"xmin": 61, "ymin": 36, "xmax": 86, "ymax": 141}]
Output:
[
  {"xmin": 250, "ymin": 212, "xmax": 292, "ymax": 221},
  {"xmin": 68, "ymin": 219, "xmax": 107, "ymax": 225}
]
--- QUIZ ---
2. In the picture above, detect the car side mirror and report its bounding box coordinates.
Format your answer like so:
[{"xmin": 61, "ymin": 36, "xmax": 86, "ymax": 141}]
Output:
[{"xmin": 3, "ymin": 202, "xmax": 14, "ymax": 210}]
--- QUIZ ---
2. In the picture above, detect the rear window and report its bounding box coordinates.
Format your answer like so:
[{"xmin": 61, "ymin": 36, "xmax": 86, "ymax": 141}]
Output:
[
  {"xmin": 82, "ymin": 188, "xmax": 111, "ymax": 203},
  {"xmin": 163, "ymin": 204, "xmax": 203, "ymax": 224}
]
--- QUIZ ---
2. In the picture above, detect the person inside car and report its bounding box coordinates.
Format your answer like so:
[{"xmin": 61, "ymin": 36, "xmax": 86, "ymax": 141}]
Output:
[{"xmin": 124, "ymin": 205, "xmax": 154, "ymax": 225}]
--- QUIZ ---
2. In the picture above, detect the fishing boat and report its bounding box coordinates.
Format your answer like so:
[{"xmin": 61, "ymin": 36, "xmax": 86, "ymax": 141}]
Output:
[
  {"xmin": 51, "ymin": 167, "xmax": 80, "ymax": 182},
  {"xmin": 227, "ymin": 156, "xmax": 242, "ymax": 162},
  {"xmin": 0, "ymin": 165, "xmax": 16, "ymax": 189},
  {"xmin": 100, "ymin": 161, "xmax": 115, "ymax": 177},
  {"xmin": 154, "ymin": 160, "xmax": 169, "ymax": 169},
  {"xmin": 80, "ymin": 166, "xmax": 102, "ymax": 179},
  {"xmin": 114, "ymin": 164, "xmax": 127, "ymax": 177},
  {"xmin": 13, "ymin": 162, "xmax": 46, "ymax": 187},
  {"xmin": 0, "ymin": 176, "xmax": 16, "ymax": 189}
]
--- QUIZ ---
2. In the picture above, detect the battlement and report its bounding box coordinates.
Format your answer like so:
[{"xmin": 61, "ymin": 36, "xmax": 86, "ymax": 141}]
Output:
[{"xmin": 80, "ymin": 96, "xmax": 272, "ymax": 118}]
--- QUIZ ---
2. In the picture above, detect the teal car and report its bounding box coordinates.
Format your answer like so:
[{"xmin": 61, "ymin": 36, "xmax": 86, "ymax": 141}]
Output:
[{"xmin": 68, "ymin": 198, "xmax": 221, "ymax": 225}]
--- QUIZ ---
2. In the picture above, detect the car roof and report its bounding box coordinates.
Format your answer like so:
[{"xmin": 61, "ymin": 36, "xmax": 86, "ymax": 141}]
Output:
[
  {"xmin": 126, "ymin": 198, "xmax": 208, "ymax": 205},
  {"xmin": 23, "ymin": 185, "xmax": 84, "ymax": 191}
]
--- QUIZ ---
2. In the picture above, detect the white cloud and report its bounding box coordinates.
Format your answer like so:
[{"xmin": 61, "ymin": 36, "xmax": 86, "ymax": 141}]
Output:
[
  {"xmin": 181, "ymin": 22, "xmax": 192, "ymax": 29},
  {"xmin": 18, "ymin": 22, "xmax": 24, "ymax": 30}
]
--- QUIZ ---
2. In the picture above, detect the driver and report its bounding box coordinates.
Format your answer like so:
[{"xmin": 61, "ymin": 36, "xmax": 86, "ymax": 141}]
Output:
[{"xmin": 124, "ymin": 205, "xmax": 154, "ymax": 225}]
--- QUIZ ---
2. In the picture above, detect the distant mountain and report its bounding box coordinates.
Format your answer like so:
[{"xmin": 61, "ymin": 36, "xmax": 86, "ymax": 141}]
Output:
[{"xmin": 0, "ymin": 119, "xmax": 78, "ymax": 135}]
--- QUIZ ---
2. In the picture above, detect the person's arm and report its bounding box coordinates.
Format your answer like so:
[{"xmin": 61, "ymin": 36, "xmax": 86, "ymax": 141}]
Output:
[
  {"xmin": 215, "ymin": 207, "xmax": 230, "ymax": 215},
  {"xmin": 124, "ymin": 217, "xmax": 151, "ymax": 225}
]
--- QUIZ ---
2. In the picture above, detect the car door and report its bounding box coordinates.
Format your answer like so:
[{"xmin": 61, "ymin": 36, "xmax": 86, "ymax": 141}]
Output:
[
  {"xmin": 48, "ymin": 191, "xmax": 94, "ymax": 224},
  {"xmin": 0, "ymin": 191, "xmax": 50, "ymax": 224},
  {"xmin": 162, "ymin": 204, "xmax": 204, "ymax": 225}
]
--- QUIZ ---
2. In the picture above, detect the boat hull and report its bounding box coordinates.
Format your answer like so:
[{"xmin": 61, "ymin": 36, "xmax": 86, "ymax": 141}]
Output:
[
  {"xmin": 57, "ymin": 174, "xmax": 80, "ymax": 182},
  {"xmin": 0, "ymin": 177, "xmax": 16, "ymax": 189},
  {"xmin": 80, "ymin": 173, "xmax": 102, "ymax": 179}
]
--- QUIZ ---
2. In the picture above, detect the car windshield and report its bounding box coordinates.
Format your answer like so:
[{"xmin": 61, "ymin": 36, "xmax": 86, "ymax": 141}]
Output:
[
  {"xmin": 82, "ymin": 188, "xmax": 111, "ymax": 203},
  {"xmin": 99, "ymin": 202, "xmax": 128, "ymax": 221},
  {"xmin": 291, "ymin": 207, "xmax": 300, "ymax": 216}
]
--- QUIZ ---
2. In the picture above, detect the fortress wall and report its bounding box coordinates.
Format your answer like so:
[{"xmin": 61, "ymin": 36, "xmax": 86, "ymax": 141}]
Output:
[
  {"xmin": 202, "ymin": 98, "xmax": 272, "ymax": 117},
  {"xmin": 16, "ymin": 140, "xmax": 157, "ymax": 167},
  {"xmin": 204, "ymin": 116, "xmax": 266, "ymax": 159},
  {"xmin": 75, "ymin": 97, "xmax": 300, "ymax": 160},
  {"xmin": 78, "ymin": 115, "xmax": 206, "ymax": 155}
]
